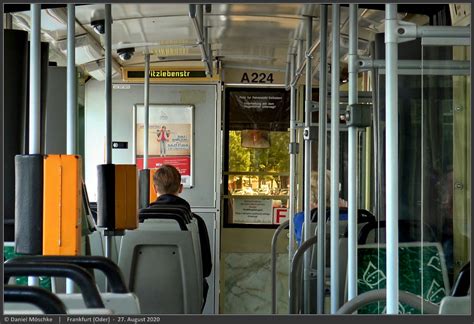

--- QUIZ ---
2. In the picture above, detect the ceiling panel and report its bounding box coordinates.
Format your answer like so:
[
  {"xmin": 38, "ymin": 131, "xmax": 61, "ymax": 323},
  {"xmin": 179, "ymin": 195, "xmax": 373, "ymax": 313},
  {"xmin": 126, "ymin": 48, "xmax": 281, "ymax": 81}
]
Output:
[{"xmin": 6, "ymin": 3, "xmax": 437, "ymax": 78}]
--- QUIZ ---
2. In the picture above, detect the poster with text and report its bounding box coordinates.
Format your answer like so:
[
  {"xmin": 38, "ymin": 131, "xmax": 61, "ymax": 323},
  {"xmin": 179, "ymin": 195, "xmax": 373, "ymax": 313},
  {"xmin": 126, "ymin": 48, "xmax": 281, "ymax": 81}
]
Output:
[
  {"xmin": 135, "ymin": 104, "xmax": 193, "ymax": 187},
  {"xmin": 232, "ymin": 198, "xmax": 273, "ymax": 224}
]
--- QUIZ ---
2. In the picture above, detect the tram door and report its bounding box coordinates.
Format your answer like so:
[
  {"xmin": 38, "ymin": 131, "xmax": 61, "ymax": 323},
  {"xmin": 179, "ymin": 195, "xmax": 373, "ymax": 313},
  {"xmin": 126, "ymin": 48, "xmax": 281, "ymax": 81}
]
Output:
[{"xmin": 84, "ymin": 80, "xmax": 220, "ymax": 314}]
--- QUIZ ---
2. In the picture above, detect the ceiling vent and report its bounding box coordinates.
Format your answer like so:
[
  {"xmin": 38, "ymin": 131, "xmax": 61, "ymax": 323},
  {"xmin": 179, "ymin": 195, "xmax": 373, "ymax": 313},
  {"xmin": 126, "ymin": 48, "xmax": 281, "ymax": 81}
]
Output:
[
  {"xmin": 83, "ymin": 59, "xmax": 121, "ymax": 81},
  {"xmin": 56, "ymin": 34, "xmax": 104, "ymax": 65}
]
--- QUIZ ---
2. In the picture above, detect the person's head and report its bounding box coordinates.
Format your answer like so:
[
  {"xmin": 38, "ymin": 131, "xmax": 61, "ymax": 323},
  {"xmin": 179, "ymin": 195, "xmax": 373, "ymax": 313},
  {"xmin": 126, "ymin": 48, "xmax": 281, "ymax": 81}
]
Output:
[
  {"xmin": 153, "ymin": 164, "xmax": 183, "ymax": 196},
  {"xmin": 310, "ymin": 170, "xmax": 331, "ymax": 208},
  {"xmin": 161, "ymin": 126, "xmax": 166, "ymax": 131}
]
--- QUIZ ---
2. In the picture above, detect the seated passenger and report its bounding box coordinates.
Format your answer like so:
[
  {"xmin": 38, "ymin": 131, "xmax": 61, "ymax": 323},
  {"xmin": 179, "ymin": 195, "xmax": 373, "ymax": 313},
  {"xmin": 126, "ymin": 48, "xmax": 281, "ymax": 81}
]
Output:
[
  {"xmin": 294, "ymin": 170, "xmax": 347, "ymax": 246},
  {"xmin": 147, "ymin": 164, "xmax": 212, "ymax": 309}
]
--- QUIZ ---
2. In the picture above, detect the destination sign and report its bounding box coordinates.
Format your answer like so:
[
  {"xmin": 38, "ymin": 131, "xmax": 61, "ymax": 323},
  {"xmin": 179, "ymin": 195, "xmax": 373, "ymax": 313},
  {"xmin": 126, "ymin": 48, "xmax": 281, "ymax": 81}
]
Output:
[{"xmin": 127, "ymin": 69, "xmax": 207, "ymax": 79}]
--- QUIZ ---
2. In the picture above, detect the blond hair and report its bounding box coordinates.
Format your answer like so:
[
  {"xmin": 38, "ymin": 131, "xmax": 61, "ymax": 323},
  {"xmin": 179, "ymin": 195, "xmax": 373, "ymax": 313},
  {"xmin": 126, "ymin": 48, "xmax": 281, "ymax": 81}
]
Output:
[
  {"xmin": 153, "ymin": 164, "xmax": 181, "ymax": 195},
  {"xmin": 310, "ymin": 170, "xmax": 331, "ymax": 207}
]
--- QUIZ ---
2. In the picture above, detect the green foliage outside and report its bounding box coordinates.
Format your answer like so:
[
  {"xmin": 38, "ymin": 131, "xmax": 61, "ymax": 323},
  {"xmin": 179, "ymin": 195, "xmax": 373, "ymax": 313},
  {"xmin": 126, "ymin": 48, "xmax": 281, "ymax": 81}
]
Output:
[
  {"xmin": 229, "ymin": 131, "xmax": 290, "ymax": 191},
  {"xmin": 229, "ymin": 131, "xmax": 290, "ymax": 173}
]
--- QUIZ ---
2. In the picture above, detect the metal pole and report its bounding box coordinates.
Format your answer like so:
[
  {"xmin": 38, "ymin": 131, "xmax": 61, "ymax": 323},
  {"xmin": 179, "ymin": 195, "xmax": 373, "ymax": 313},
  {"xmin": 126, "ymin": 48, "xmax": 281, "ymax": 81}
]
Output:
[
  {"xmin": 302, "ymin": 15, "xmax": 313, "ymax": 314},
  {"xmin": 288, "ymin": 53, "xmax": 297, "ymax": 284},
  {"xmin": 104, "ymin": 4, "xmax": 113, "ymax": 270},
  {"xmin": 196, "ymin": 4, "xmax": 203, "ymax": 36},
  {"xmin": 297, "ymin": 39, "xmax": 304, "ymax": 71},
  {"xmin": 105, "ymin": 4, "xmax": 112, "ymax": 165},
  {"xmin": 205, "ymin": 26, "xmax": 213, "ymax": 77},
  {"xmin": 316, "ymin": 4, "xmax": 328, "ymax": 314},
  {"xmin": 66, "ymin": 4, "xmax": 77, "ymax": 155},
  {"xmin": 330, "ymin": 3, "xmax": 341, "ymax": 314},
  {"xmin": 369, "ymin": 45, "xmax": 381, "ymax": 222},
  {"xmin": 358, "ymin": 59, "xmax": 470, "ymax": 70},
  {"xmin": 29, "ymin": 4, "xmax": 41, "ymax": 155},
  {"xmin": 385, "ymin": 3, "xmax": 399, "ymax": 314},
  {"xmin": 27, "ymin": 3, "xmax": 41, "ymax": 288},
  {"xmin": 143, "ymin": 53, "xmax": 150, "ymax": 169},
  {"xmin": 398, "ymin": 25, "xmax": 470, "ymax": 38},
  {"xmin": 189, "ymin": 5, "xmax": 212, "ymax": 77},
  {"xmin": 66, "ymin": 3, "xmax": 77, "ymax": 294},
  {"xmin": 5, "ymin": 13, "xmax": 13, "ymax": 29},
  {"xmin": 271, "ymin": 220, "xmax": 289, "ymax": 314},
  {"xmin": 347, "ymin": 3, "xmax": 358, "ymax": 301},
  {"xmin": 289, "ymin": 235, "xmax": 318, "ymax": 314},
  {"xmin": 284, "ymin": 60, "xmax": 291, "ymax": 88}
]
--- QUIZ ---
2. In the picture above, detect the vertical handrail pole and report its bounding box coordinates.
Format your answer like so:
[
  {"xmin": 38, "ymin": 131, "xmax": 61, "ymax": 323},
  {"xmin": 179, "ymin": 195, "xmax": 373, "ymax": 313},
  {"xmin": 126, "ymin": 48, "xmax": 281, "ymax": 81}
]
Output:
[
  {"xmin": 330, "ymin": 3, "xmax": 341, "ymax": 314},
  {"xmin": 66, "ymin": 4, "xmax": 77, "ymax": 155},
  {"xmin": 28, "ymin": 3, "xmax": 41, "ymax": 287},
  {"xmin": 29, "ymin": 4, "xmax": 41, "ymax": 156},
  {"xmin": 316, "ymin": 4, "xmax": 328, "ymax": 314},
  {"xmin": 289, "ymin": 236, "xmax": 319, "ymax": 313},
  {"xmin": 66, "ymin": 3, "xmax": 77, "ymax": 294},
  {"xmin": 347, "ymin": 3, "xmax": 358, "ymax": 301},
  {"xmin": 297, "ymin": 39, "xmax": 304, "ymax": 71},
  {"xmin": 143, "ymin": 53, "xmax": 150, "ymax": 169},
  {"xmin": 104, "ymin": 4, "xmax": 113, "ymax": 271},
  {"xmin": 271, "ymin": 220, "xmax": 290, "ymax": 314},
  {"xmin": 105, "ymin": 4, "xmax": 112, "ymax": 165},
  {"xmin": 288, "ymin": 53, "xmax": 297, "ymax": 294},
  {"xmin": 385, "ymin": 3, "xmax": 399, "ymax": 314},
  {"xmin": 302, "ymin": 15, "xmax": 313, "ymax": 314}
]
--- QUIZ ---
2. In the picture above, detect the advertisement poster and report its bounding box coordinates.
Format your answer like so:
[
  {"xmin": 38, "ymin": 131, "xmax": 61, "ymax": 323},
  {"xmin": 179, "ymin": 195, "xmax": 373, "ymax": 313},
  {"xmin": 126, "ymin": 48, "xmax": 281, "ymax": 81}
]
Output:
[{"xmin": 134, "ymin": 104, "xmax": 193, "ymax": 187}]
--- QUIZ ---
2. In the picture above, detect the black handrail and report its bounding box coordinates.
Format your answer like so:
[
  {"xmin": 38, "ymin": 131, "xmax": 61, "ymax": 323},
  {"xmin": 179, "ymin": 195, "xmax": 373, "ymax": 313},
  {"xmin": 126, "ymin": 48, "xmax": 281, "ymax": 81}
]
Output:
[
  {"xmin": 5, "ymin": 285, "xmax": 68, "ymax": 314},
  {"xmin": 309, "ymin": 208, "xmax": 376, "ymax": 223},
  {"xmin": 451, "ymin": 262, "xmax": 470, "ymax": 297},
  {"xmin": 4, "ymin": 263, "xmax": 105, "ymax": 308},
  {"xmin": 138, "ymin": 210, "xmax": 189, "ymax": 230},
  {"xmin": 7, "ymin": 255, "xmax": 129, "ymax": 294}
]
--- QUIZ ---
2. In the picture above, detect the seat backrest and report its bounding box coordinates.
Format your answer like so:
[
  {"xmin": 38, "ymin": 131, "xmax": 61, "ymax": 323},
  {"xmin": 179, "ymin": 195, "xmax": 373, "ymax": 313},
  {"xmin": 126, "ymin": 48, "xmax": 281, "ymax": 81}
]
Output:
[
  {"xmin": 118, "ymin": 227, "xmax": 201, "ymax": 314},
  {"xmin": 141, "ymin": 218, "xmax": 203, "ymax": 300},
  {"xmin": 354, "ymin": 242, "xmax": 450, "ymax": 314},
  {"xmin": 438, "ymin": 295, "xmax": 471, "ymax": 314}
]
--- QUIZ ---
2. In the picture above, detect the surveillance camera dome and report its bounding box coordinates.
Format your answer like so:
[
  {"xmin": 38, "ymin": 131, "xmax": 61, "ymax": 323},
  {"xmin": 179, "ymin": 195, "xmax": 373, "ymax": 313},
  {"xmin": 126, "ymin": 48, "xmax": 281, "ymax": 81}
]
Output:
[
  {"xmin": 91, "ymin": 19, "xmax": 105, "ymax": 35},
  {"xmin": 117, "ymin": 47, "xmax": 135, "ymax": 61}
]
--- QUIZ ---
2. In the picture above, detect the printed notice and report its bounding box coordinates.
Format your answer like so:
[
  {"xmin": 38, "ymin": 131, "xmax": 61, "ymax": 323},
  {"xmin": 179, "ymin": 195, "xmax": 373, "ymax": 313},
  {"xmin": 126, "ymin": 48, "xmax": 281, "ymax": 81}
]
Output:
[{"xmin": 233, "ymin": 198, "xmax": 273, "ymax": 224}]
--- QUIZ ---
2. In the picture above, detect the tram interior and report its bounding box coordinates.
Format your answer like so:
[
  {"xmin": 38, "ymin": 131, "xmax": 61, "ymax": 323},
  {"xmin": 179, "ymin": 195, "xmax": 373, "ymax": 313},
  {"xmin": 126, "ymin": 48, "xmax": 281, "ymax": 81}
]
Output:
[{"xmin": 2, "ymin": 2, "xmax": 472, "ymax": 316}]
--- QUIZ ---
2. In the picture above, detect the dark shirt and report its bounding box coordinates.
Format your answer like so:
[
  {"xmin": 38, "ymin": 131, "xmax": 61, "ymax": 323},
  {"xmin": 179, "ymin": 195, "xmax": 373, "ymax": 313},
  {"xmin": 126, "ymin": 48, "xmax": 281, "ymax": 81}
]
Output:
[{"xmin": 149, "ymin": 194, "xmax": 212, "ymax": 301}]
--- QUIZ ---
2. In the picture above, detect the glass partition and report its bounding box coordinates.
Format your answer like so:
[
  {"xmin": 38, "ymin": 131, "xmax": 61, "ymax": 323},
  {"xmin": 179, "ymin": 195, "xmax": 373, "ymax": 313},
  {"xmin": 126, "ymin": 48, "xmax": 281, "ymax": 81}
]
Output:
[{"xmin": 357, "ymin": 41, "xmax": 470, "ymax": 314}]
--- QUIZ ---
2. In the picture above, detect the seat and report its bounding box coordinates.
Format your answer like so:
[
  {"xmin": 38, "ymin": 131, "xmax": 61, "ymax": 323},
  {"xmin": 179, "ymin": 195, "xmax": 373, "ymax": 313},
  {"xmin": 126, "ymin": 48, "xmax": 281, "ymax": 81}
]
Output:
[
  {"xmin": 438, "ymin": 295, "xmax": 470, "ymax": 314},
  {"xmin": 4, "ymin": 285, "xmax": 67, "ymax": 314},
  {"xmin": 118, "ymin": 219, "xmax": 201, "ymax": 314},
  {"xmin": 6, "ymin": 256, "xmax": 141, "ymax": 315},
  {"xmin": 302, "ymin": 209, "xmax": 376, "ymax": 313},
  {"xmin": 354, "ymin": 242, "xmax": 450, "ymax": 314},
  {"xmin": 336, "ymin": 256, "xmax": 469, "ymax": 315},
  {"xmin": 138, "ymin": 208, "xmax": 203, "ymax": 303},
  {"xmin": 4, "ymin": 263, "xmax": 113, "ymax": 315}
]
